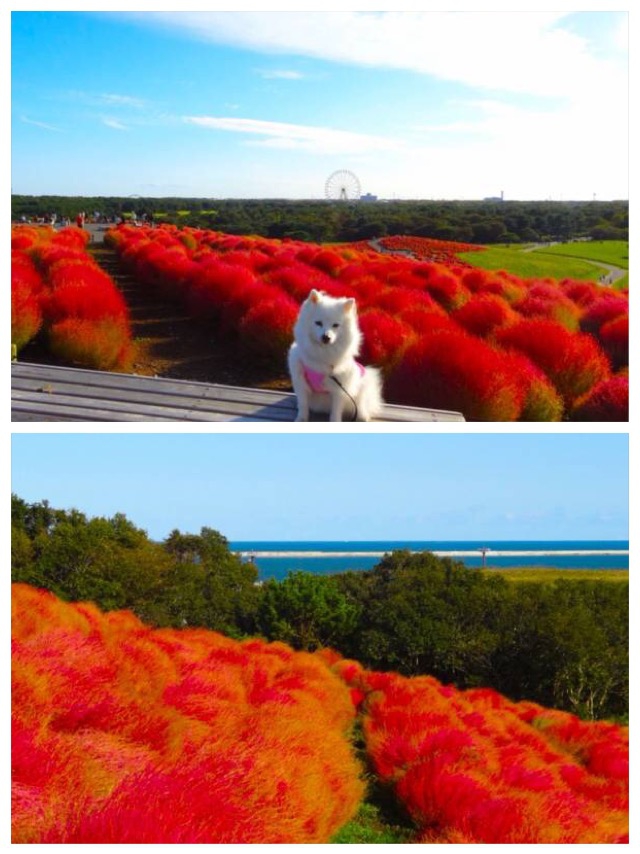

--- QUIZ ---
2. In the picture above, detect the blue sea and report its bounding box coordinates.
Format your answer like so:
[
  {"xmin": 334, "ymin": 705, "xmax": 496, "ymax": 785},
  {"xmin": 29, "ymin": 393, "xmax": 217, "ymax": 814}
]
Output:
[{"xmin": 230, "ymin": 540, "xmax": 629, "ymax": 581}]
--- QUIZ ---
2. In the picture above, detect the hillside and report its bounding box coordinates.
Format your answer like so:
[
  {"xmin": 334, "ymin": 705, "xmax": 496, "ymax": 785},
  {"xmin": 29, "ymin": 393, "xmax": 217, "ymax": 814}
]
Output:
[{"xmin": 12, "ymin": 583, "xmax": 628, "ymax": 844}]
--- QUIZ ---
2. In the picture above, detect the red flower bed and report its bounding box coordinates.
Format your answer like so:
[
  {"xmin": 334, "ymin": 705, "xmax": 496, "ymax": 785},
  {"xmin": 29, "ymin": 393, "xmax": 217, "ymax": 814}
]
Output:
[
  {"xmin": 103, "ymin": 225, "xmax": 627, "ymax": 420},
  {"xmin": 11, "ymin": 226, "xmax": 133, "ymax": 370},
  {"xmin": 12, "ymin": 584, "xmax": 364, "ymax": 844},
  {"xmin": 11, "ymin": 252, "xmax": 46, "ymax": 352},
  {"xmin": 333, "ymin": 663, "xmax": 628, "ymax": 844},
  {"xmin": 13, "ymin": 585, "xmax": 628, "ymax": 844},
  {"xmin": 378, "ymin": 235, "xmax": 484, "ymax": 265}
]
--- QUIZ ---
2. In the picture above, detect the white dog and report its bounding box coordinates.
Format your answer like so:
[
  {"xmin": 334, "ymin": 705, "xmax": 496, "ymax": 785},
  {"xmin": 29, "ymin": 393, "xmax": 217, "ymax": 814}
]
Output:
[{"xmin": 288, "ymin": 289, "xmax": 384, "ymax": 421}]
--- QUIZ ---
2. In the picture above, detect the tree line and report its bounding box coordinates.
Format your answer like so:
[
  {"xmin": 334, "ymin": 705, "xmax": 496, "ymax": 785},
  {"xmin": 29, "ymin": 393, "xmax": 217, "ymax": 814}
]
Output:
[
  {"xmin": 11, "ymin": 195, "xmax": 628, "ymax": 245},
  {"xmin": 12, "ymin": 496, "xmax": 628, "ymax": 722}
]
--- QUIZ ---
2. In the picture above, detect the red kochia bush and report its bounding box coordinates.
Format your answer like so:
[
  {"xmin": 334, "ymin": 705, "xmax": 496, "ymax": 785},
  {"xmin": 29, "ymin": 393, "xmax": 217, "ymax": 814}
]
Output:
[
  {"xmin": 343, "ymin": 668, "xmax": 628, "ymax": 844},
  {"xmin": 11, "ymin": 584, "xmax": 363, "ymax": 844},
  {"xmin": 11, "ymin": 254, "xmax": 46, "ymax": 352},
  {"xmin": 386, "ymin": 330, "xmax": 525, "ymax": 421},
  {"xmin": 238, "ymin": 295, "xmax": 299, "ymax": 365},
  {"xmin": 44, "ymin": 271, "xmax": 129, "ymax": 324},
  {"xmin": 452, "ymin": 293, "xmax": 517, "ymax": 337},
  {"xmin": 11, "ymin": 283, "xmax": 43, "ymax": 352},
  {"xmin": 598, "ymin": 315, "xmax": 628, "ymax": 371},
  {"xmin": 580, "ymin": 296, "xmax": 629, "ymax": 335},
  {"xmin": 503, "ymin": 350, "xmax": 564, "ymax": 421},
  {"xmin": 48, "ymin": 318, "xmax": 133, "ymax": 371},
  {"xmin": 570, "ymin": 376, "xmax": 629, "ymax": 422},
  {"xmin": 495, "ymin": 319, "xmax": 611, "ymax": 408},
  {"xmin": 358, "ymin": 310, "xmax": 415, "ymax": 370}
]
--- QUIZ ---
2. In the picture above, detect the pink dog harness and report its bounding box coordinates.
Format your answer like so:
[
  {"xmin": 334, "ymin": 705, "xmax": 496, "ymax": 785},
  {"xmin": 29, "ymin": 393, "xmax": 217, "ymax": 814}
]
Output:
[{"xmin": 302, "ymin": 361, "xmax": 365, "ymax": 393}]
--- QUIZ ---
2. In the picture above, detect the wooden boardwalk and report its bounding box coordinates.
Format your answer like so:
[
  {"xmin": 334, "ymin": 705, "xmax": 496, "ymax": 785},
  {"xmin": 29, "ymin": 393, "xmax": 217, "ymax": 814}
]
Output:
[{"xmin": 11, "ymin": 362, "xmax": 465, "ymax": 423}]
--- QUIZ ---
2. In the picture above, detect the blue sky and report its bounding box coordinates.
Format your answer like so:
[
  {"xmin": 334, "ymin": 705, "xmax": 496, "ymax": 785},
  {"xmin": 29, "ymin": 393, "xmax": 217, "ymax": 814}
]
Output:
[
  {"xmin": 11, "ymin": 433, "xmax": 628, "ymax": 541},
  {"xmin": 11, "ymin": 8, "xmax": 628, "ymax": 200}
]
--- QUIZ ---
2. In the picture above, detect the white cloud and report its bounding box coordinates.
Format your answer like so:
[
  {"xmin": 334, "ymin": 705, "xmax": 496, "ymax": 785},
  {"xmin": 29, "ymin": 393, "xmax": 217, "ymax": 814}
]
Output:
[
  {"xmin": 184, "ymin": 115, "xmax": 399, "ymax": 155},
  {"xmin": 134, "ymin": 11, "xmax": 627, "ymax": 101},
  {"xmin": 99, "ymin": 93, "xmax": 148, "ymax": 109},
  {"xmin": 257, "ymin": 69, "xmax": 304, "ymax": 80},
  {"xmin": 102, "ymin": 117, "xmax": 128, "ymax": 130},
  {"xmin": 20, "ymin": 116, "xmax": 63, "ymax": 132}
]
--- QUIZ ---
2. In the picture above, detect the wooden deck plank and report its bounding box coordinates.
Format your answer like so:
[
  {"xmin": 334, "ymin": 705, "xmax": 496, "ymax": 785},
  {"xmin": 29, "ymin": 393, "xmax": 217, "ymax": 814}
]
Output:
[{"xmin": 11, "ymin": 363, "xmax": 465, "ymax": 422}]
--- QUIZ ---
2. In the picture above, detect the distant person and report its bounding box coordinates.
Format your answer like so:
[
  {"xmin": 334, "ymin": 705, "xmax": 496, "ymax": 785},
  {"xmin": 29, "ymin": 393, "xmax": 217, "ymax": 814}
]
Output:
[{"xmin": 76, "ymin": 211, "xmax": 85, "ymax": 229}]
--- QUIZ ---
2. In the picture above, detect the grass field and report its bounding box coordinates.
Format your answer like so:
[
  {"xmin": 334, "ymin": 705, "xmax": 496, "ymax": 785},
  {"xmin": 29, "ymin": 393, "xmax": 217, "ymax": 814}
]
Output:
[
  {"xmin": 457, "ymin": 245, "xmax": 606, "ymax": 281},
  {"xmin": 457, "ymin": 240, "xmax": 629, "ymax": 289},
  {"xmin": 536, "ymin": 240, "xmax": 628, "ymax": 269},
  {"xmin": 480, "ymin": 567, "xmax": 628, "ymax": 583}
]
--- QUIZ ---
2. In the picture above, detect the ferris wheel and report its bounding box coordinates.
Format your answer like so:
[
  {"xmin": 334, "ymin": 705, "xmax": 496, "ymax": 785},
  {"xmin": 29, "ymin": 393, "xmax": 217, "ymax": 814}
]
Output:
[{"xmin": 325, "ymin": 170, "xmax": 361, "ymax": 201}]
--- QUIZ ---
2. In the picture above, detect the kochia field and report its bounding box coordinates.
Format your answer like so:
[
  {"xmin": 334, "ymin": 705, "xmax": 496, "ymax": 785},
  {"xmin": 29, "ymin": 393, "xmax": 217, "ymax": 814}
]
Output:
[
  {"xmin": 106, "ymin": 225, "xmax": 628, "ymax": 421},
  {"xmin": 12, "ymin": 223, "xmax": 628, "ymax": 420},
  {"xmin": 12, "ymin": 584, "xmax": 628, "ymax": 844}
]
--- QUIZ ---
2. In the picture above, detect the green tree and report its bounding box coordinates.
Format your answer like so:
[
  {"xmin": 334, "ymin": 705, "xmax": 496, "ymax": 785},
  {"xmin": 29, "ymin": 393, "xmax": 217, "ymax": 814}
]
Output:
[
  {"xmin": 160, "ymin": 526, "xmax": 260, "ymax": 636},
  {"xmin": 256, "ymin": 571, "xmax": 361, "ymax": 651},
  {"xmin": 350, "ymin": 551, "xmax": 504, "ymax": 684}
]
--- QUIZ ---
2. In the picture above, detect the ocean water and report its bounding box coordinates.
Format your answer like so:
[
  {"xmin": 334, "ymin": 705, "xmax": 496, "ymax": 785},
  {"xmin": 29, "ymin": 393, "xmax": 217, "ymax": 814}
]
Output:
[{"xmin": 231, "ymin": 540, "xmax": 629, "ymax": 581}]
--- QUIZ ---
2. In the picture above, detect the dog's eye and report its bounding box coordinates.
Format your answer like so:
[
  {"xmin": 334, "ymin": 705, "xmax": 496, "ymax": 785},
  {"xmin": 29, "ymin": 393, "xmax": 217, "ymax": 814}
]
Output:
[
  {"xmin": 332, "ymin": 323, "xmax": 340, "ymax": 329},
  {"xmin": 314, "ymin": 320, "xmax": 323, "ymax": 327}
]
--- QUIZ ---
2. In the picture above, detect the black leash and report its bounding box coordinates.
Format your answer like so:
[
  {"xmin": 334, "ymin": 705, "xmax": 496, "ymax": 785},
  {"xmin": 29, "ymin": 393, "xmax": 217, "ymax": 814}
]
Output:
[{"xmin": 330, "ymin": 375, "xmax": 359, "ymax": 422}]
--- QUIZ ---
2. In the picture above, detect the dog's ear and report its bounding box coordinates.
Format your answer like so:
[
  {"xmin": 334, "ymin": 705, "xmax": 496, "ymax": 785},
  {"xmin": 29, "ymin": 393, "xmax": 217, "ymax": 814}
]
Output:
[
  {"xmin": 309, "ymin": 289, "xmax": 321, "ymax": 304},
  {"xmin": 343, "ymin": 298, "xmax": 356, "ymax": 314}
]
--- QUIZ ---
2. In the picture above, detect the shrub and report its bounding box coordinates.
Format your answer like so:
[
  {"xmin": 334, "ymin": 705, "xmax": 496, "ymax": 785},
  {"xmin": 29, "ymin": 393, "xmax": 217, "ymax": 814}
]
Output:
[
  {"xmin": 503, "ymin": 351, "xmax": 564, "ymax": 422},
  {"xmin": 351, "ymin": 669, "xmax": 628, "ymax": 844},
  {"xmin": 580, "ymin": 296, "xmax": 629, "ymax": 336},
  {"xmin": 358, "ymin": 310, "xmax": 415, "ymax": 371},
  {"xmin": 238, "ymin": 296, "xmax": 299, "ymax": 366},
  {"xmin": 12, "ymin": 282, "xmax": 43, "ymax": 352},
  {"xmin": 415, "ymin": 266, "xmax": 470, "ymax": 311},
  {"xmin": 48, "ymin": 318, "xmax": 134, "ymax": 371},
  {"xmin": 495, "ymin": 319, "xmax": 610, "ymax": 408},
  {"xmin": 12, "ymin": 255, "xmax": 46, "ymax": 352},
  {"xmin": 570, "ymin": 376, "xmax": 628, "ymax": 422},
  {"xmin": 186, "ymin": 261, "xmax": 259, "ymax": 320},
  {"xmin": 560, "ymin": 279, "xmax": 600, "ymax": 307},
  {"xmin": 11, "ymin": 584, "xmax": 364, "ymax": 844},
  {"xmin": 386, "ymin": 331, "xmax": 525, "ymax": 421},
  {"xmin": 598, "ymin": 315, "xmax": 628, "ymax": 371},
  {"xmin": 44, "ymin": 273, "xmax": 129, "ymax": 324},
  {"xmin": 514, "ymin": 290, "xmax": 581, "ymax": 331},
  {"xmin": 452, "ymin": 294, "xmax": 517, "ymax": 337},
  {"xmin": 310, "ymin": 249, "xmax": 346, "ymax": 277}
]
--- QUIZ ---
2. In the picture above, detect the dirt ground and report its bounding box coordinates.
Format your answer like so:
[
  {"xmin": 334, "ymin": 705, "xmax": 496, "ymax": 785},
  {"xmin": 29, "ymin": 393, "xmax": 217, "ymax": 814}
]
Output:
[{"xmin": 19, "ymin": 238, "xmax": 293, "ymax": 392}]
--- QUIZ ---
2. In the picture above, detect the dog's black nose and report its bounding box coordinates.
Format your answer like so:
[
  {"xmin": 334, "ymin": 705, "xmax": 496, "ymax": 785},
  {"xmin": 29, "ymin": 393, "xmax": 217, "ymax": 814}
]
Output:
[{"xmin": 321, "ymin": 333, "xmax": 331, "ymax": 344}]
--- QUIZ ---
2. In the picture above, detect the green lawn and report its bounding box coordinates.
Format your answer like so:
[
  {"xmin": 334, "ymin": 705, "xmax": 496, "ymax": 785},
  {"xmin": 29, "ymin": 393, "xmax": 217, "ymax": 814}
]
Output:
[
  {"xmin": 457, "ymin": 245, "xmax": 605, "ymax": 281},
  {"xmin": 535, "ymin": 240, "xmax": 628, "ymax": 269},
  {"xmin": 457, "ymin": 240, "xmax": 629, "ymax": 289}
]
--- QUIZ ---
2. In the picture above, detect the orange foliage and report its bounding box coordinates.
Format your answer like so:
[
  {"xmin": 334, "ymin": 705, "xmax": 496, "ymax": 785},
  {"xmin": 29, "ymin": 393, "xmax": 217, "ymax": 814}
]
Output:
[
  {"xmin": 335, "ymin": 666, "xmax": 628, "ymax": 844},
  {"xmin": 12, "ymin": 585, "xmax": 628, "ymax": 843},
  {"xmin": 11, "ymin": 584, "xmax": 364, "ymax": 844}
]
